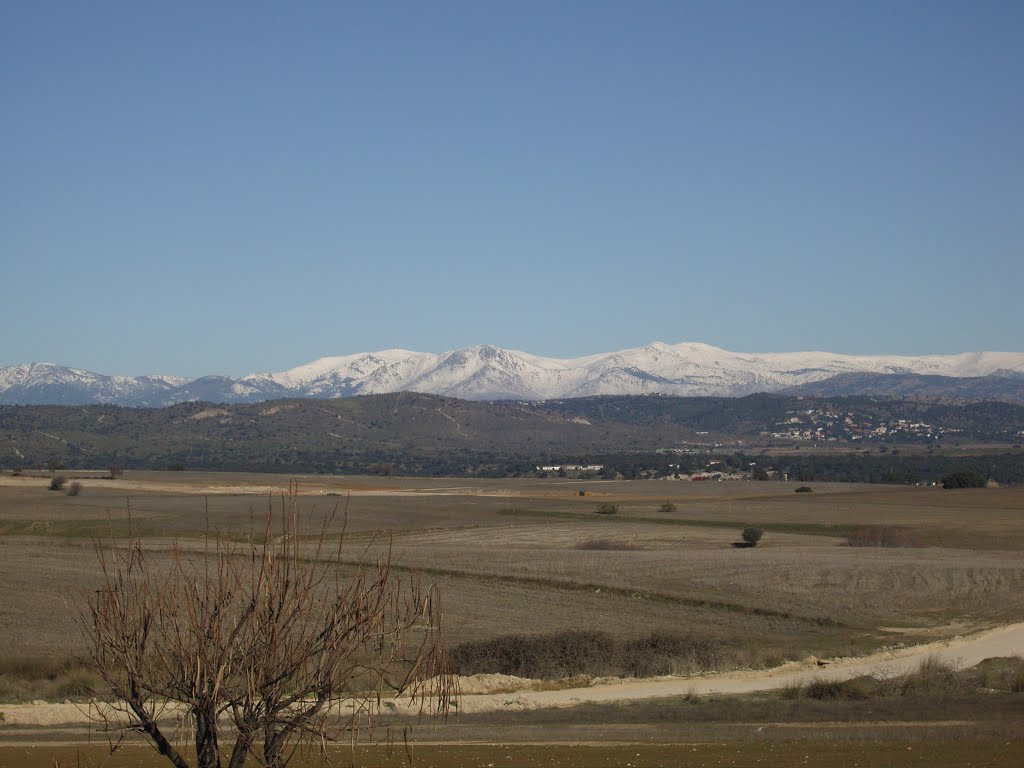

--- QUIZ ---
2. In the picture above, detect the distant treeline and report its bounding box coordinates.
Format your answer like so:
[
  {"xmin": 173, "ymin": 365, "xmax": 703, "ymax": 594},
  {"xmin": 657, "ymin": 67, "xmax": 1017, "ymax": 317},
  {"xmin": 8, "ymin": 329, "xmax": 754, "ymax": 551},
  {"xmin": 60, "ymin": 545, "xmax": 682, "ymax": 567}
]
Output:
[
  {"xmin": 578, "ymin": 450, "xmax": 1024, "ymax": 486},
  {"xmin": 1, "ymin": 393, "xmax": 1022, "ymax": 484}
]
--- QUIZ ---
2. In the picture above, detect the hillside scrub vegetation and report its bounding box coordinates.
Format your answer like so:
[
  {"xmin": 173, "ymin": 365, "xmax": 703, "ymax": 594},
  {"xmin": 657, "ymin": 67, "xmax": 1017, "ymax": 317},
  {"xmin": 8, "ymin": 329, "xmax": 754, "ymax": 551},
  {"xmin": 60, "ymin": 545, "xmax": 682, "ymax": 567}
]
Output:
[{"xmin": 2, "ymin": 394, "xmax": 1024, "ymax": 482}]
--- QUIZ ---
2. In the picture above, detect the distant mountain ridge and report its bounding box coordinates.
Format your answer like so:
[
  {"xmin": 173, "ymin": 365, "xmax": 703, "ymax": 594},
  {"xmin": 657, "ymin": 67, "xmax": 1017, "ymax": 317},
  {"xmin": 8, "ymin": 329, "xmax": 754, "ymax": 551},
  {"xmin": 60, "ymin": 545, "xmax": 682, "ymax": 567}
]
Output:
[
  {"xmin": 2, "ymin": 342, "xmax": 1023, "ymax": 406},
  {"xmin": 784, "ymin": 370, "xmax": 1024, "ymax": 403}
]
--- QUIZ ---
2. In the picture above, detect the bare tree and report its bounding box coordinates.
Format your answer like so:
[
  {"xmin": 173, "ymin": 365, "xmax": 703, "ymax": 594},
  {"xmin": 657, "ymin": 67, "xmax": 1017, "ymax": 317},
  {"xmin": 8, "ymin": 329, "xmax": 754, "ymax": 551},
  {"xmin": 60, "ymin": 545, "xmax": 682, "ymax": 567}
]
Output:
[{"xmin": 83, "ymin": 485, "xmax": 454, "ymax": 768}]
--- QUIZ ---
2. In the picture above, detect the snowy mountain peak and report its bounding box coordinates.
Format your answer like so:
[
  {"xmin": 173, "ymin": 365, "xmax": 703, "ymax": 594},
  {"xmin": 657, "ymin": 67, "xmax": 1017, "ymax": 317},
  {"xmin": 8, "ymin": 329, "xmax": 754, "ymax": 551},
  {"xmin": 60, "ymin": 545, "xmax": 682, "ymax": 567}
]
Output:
[{"xmin": 2, "ymin": 342, "xmax": 1023, "ymax": 406}]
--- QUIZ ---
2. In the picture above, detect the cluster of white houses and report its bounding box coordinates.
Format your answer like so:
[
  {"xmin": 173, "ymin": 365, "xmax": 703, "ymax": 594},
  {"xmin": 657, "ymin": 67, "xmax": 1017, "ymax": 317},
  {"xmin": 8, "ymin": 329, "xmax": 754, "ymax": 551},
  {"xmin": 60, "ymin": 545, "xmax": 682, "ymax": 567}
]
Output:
[{"xmin": 535, "ymin": 464, "xmax": 604, "ymax": 472}]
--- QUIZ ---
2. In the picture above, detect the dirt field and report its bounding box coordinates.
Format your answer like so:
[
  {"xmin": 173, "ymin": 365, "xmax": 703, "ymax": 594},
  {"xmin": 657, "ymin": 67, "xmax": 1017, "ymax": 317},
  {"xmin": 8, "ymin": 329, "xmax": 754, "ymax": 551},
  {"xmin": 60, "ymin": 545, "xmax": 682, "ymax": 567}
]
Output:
[
  {"xmin": 0, "ymin": 741, "xmax": 1019, "ymax": 768},
  {"xmin": 3, "ymin": 472, "xmax": 1022, "ymax": 658},
  {"xmin": 1, "ymin": 471, "xmax": 1023, "ymax": 763}
]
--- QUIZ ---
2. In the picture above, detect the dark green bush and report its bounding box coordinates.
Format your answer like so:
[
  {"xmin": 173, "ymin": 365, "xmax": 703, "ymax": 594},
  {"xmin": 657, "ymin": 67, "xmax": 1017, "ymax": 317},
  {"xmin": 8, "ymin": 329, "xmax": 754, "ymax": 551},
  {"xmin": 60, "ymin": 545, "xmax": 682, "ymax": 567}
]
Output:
[
  {"xmin": 595, "ymin": 503, "xmax": 618, "ymax": 515},
  {"xmin": 741, "ymin": 527, "xmax": 763, "ymax": 546},
  {"xmin": 941, "ymin": 470, "xmax": 986, "ymax": 489}
]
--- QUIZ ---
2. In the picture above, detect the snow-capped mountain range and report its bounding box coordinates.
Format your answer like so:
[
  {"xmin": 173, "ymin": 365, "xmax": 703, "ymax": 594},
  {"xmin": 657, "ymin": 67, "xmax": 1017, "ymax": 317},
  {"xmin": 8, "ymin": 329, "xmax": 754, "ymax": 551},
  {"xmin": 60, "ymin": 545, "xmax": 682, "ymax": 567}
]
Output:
[{"xmin": 2, "ymin": 342, "xmax": 1023, "ymax": 407}]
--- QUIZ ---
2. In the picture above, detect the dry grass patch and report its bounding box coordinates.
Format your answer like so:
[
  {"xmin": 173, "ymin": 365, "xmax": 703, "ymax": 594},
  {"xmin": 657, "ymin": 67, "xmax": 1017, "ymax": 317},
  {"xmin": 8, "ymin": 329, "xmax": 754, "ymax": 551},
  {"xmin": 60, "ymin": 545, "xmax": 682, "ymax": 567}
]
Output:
[
  {"xmin": 574, "ymin": 538, "xmax": 646, "ymax": 551},
  {"xmin": 846, "ymin": 525, "xmax": 925, "ymax": 548},
  {"xmin": 0, "ymin": 656, "xmax": 100, "ymax": 702}
]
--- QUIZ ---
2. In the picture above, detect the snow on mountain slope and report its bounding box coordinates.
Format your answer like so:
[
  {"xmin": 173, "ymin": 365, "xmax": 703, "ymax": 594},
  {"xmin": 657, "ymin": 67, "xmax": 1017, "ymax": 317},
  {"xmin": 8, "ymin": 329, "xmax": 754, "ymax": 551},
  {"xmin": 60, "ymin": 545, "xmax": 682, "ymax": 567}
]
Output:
[
  {"xmin": 2, "ymin": 343, "xmax": 1023, "ymax": 405},
  {"xmin": 0, "ymin": 363, "xmax": 181, "ymax": 405}
]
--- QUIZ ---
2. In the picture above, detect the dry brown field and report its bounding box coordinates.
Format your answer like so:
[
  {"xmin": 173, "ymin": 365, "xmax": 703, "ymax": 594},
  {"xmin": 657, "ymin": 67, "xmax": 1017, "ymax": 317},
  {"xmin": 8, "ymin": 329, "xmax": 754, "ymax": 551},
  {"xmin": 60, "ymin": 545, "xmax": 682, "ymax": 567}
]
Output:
[
  {"xmin": 0, "ymin": 740, "xmax": 1022, "ymax": 768},
  {"xmin": 1, "ymin": 471, "xmax": 1022, "ymax": 764}
]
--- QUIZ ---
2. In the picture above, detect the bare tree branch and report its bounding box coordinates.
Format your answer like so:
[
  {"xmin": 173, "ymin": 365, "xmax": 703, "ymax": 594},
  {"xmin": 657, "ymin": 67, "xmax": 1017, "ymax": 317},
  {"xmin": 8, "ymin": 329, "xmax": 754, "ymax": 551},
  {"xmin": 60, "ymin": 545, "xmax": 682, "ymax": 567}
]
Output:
[{"xmin": 80, "ymin": 483, "xmax": 455, "ymax": 768}]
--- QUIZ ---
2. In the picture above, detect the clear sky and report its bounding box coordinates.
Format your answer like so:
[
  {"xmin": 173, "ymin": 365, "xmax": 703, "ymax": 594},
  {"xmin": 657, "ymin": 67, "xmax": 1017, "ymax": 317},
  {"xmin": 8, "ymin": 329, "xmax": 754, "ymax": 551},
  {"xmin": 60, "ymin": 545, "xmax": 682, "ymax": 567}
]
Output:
[{"xmin": 2, "ymin": 1, "xmax": 1021, "ymax": 377}]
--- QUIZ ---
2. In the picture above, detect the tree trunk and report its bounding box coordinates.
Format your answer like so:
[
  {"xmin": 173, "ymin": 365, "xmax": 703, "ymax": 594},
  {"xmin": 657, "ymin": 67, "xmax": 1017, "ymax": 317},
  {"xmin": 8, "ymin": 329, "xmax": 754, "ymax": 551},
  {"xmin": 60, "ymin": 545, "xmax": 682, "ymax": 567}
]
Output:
[{"xmin": 194, "ymin": 706, "xmax": 221, "ymax": 768}]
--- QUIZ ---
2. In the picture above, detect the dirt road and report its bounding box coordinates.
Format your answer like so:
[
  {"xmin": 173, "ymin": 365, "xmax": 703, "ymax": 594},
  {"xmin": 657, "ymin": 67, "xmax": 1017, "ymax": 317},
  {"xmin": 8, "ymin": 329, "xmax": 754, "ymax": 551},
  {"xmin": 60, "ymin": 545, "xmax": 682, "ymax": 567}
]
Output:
[
  {"xmin": 3, "ymin": 622, "xmax": 1022, "ymax": 728},
  {"xmin": 453, "ymin": 620, "xmax": 1024, "ymax": 713}
]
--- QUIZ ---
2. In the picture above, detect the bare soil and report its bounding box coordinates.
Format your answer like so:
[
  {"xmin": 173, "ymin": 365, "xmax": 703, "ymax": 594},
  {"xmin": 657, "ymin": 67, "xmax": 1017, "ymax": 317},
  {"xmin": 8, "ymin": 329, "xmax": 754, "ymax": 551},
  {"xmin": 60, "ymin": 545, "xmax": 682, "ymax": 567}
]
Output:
[{"xmin": 2, "ymin": 471, "xmax": 1023, "ymax": 762}]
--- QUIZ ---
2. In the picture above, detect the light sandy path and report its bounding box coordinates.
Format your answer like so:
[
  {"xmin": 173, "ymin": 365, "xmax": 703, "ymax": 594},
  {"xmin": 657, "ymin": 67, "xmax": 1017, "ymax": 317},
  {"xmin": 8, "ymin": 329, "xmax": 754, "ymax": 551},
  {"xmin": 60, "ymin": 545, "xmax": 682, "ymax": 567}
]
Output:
[
  {"xmin": 3, "ymin": 623, "xmax": 1022, "ymax": 727},
  {"xmin": 452, "ymin": 621, "xmax": 1024, "ymax": 713}
]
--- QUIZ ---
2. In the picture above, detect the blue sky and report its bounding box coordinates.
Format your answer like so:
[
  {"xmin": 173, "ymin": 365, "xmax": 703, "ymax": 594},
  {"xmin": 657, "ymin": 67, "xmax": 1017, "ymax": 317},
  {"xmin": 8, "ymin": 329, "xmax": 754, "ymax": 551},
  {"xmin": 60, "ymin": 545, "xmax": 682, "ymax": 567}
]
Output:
[{"xmin": 2, "ymin": 1, "xmax": 1021, "ymax": 376}]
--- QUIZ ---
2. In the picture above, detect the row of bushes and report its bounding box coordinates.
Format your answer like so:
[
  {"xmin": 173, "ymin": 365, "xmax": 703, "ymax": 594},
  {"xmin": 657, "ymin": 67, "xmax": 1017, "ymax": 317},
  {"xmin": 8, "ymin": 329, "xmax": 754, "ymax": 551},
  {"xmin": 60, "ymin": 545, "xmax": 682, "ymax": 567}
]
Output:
[
  {"xmin": 47, "ymin": 476, "xmax": 82, "ymax": 495},
  {"xmin": 449, "ymin": 629, "xmax": 730, "ymax": 680}
]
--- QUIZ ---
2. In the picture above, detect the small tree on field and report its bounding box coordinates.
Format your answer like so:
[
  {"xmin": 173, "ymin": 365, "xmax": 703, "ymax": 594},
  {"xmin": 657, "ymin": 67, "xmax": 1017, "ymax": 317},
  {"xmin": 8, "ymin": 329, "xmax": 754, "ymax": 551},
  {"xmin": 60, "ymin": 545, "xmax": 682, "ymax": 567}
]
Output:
[
  {"xmin": 658, "ymin": 501, "xmax": 677, "ymax": 514},
  {"xmin": 82, "ymin": 485, "xmax": 454, "ymax": 768},
  {"xmin": 595, "ymin": 503, "xmax": 618, "ymax": 515},
  {"xmin": 741, "ymin": 527, "xmax": 764, "ymax": 547},
  {"xmin": 67, "ymin": 481, "xmax": 83, "ymax": 496},
  {"xmin": 49, "ymin": 475, "xmax": 67, "ymax": 491}
]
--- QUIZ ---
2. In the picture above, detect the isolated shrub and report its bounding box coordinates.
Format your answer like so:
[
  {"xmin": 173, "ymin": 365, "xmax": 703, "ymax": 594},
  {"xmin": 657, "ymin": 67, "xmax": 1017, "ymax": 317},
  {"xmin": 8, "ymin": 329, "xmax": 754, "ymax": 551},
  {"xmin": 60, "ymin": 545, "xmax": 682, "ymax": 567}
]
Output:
[
  {"xmin": 898, "ymin": 656, "xmax": 960, "ymax": 696},
  {"xmin": 794, "ymin": 486, "xmax": 813, "ymax": 493},
  {"xmin": 803, "ymin": 677, "xmax": 872, "ymax": 700},
  {"xmin": 741, "ymin": 527, "xmax": 763, "ymax": 546},
  {"xmin": 595, "ymin": 503, "xmax": 618, "ymax": 515},
  {"xmin": 48, "ymin": 476, "xmax": 67, "ymax": 491},
  {"xmin": 941, "ymin": 470, "xmax": 986, "ymax": 489},
  {"xmin": 107, "ymin": 464, "xmax": 123, "ymax": 479},
  {"xmin": 658, "ymin": 501, "xmax": 677, "ymax": 514},
  {"xmin": 779, "ymin": 681, "xmax": 804, "ymax": 700},
  {"xmin": 845, "ymin": 526, "xmax": 923, "ymax": 548},
  {"xmin": 66, "ymin": 481, "xmax": 82, "ymax": 496}
]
